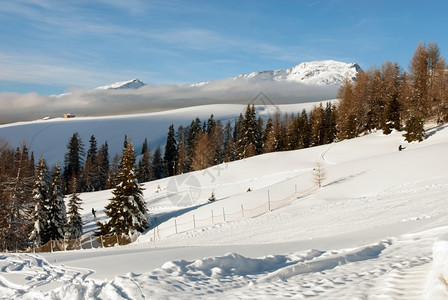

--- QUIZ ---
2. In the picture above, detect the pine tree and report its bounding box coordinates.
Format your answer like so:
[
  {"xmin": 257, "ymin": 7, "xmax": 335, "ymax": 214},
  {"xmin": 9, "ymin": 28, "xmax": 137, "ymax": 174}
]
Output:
[
  {"xmin": 223, "ymin": 120, "xmax": 236, "ymax": 162},
  {"xmin": 82, "ymin": 135, "xmax": 100, "ymax": 191},
  {"xmin": 96, "ymin": 141, "xmax": 109, "ymax": 190},
  {"xmin": 383, "ymin": 92, "xmax": 401, "ymax": 134},
  {"xmin": 87, "ymin": 135, "xmax": 97, "ymax": 162},
  {"xmin": 298, "ymin": 109, "xmax": 311, "ymax": 149},
  {"xmin": 48, "ymin": 163, "xmax": 67, "ymax": 241},
  {"xmin": 239, "ymin": 104, "xmax": 259, "ymax": 158},
  {"xmin": 152, "ymin": 146, "xmax": 164, "ymax": 179},
  {"xmin": 263, "ymin": 117, "xmax": 276, "ymax": 153},
  {"xmin": 403, "ymin": 115, "xmax": 425, "ymax": 142},
  {"xmin": 81, "ymin": 156, "xmax": 96, "ymax": 192},
  {"xmin": 66, "ymin": 177, "xmax": 83, "ymax": 240},
  {"xmin": 63, "ymin": 132, "xmax": 85, "ymax": 189},
  {"xmin": 98, "ymin": 142, "xmax": 148, "ymax": 240},
  {"xmin": 164, "ymin": 124, "xmax": 177, "ymax": 177},
  {"xmin": 108, "ymin": 153, "xmax": 120, "ymax": 188},
  {"xmin": 206, "ymin": 114, "xmax": 216, "ymax": 135},
  {"xmin": 210, "ymin": 120, "xmax": 224, "ymax": 165},
  {"xmin": 234, "ymin": 113, "xmax": 244, "ymax": 159},
  {"xmin": 30, "ymin": 156, "xmax": 50, "ymax": 246},
  {"xmin": 138, "ymin": 138, "xmax": 152, "ymax": 182}
]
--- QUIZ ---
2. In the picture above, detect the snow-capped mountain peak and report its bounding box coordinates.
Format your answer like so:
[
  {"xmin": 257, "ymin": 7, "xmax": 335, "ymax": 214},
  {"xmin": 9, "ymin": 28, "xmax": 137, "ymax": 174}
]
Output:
[
  {"xmin": 235, "ymin": 60, "xmax": 361, "ymax": 86},
  {"xmin": 95, "ymin": 79, "xmax": 146, "ymax": 90}
]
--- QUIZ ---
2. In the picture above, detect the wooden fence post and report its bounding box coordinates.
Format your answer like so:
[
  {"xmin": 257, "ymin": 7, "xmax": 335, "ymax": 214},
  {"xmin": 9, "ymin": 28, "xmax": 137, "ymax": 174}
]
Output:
[
  {"xmin": 222, "ymin": 207, "xmax": 226, "ymax": 222},
  {"xmin": 193, "ymin": 215, "xmax": 196, "ymax": 229},
  {"xmin": 174, "ymin": 219, "xmax": 178, "ymax": 234},
  {"xmin": 268, "ymin": 189, "xmax": 271, "ymax": 211},
  {"xmin": 241, "ymin": 204, "xmax": 244, "ymax": 219}
]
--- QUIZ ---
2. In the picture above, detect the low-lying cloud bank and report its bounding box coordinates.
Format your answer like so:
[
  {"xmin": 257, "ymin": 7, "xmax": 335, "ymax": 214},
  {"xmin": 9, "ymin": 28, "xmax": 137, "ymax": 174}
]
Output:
[{"xmin": 0, "ymin": 79, "xmax": 339, "ymax": 124}]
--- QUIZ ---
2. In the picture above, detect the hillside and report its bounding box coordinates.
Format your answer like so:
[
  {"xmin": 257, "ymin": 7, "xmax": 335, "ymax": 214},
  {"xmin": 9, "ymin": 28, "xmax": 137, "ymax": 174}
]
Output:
[
  {"xmin": 0, "ymin": 102, "xmax": 324, "ymax": 166},
  {"xmin": 1, "ymin": 121, "xmax": 448, "ymax": 298}
]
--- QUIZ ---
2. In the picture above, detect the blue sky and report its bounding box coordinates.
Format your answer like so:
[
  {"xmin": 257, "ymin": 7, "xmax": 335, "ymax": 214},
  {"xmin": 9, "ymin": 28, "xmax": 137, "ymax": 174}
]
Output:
[{"xmin": 1, "ymin": 0, "xmax": 447, "ymax": 95}]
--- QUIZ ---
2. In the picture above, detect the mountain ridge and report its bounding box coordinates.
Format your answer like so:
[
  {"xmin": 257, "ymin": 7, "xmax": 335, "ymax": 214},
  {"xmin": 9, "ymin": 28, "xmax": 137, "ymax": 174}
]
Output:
[{"xmin": 98, "ymin": 60, "xmax": 361, "ymax": 91}]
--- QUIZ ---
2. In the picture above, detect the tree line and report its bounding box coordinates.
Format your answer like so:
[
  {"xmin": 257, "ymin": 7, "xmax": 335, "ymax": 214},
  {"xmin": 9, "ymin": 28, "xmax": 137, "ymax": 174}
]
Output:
[{"xmin": 1, "ymin": 42, "xmax": 447, "ymax": 250}]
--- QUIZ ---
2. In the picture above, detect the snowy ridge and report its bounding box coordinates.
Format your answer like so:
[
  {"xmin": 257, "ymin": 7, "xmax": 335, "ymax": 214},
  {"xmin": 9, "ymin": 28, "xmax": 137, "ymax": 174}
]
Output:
[
  {"xmin": 94, "ymin": 78, "xmax": 145, "ymax": 90},
  {"xmin": 235, "ymin": 60, "xmax": 361, "ymax": 85},
  {"xmin": 190, "ymin": 60, "xmax": 361, "ymax": 87}
]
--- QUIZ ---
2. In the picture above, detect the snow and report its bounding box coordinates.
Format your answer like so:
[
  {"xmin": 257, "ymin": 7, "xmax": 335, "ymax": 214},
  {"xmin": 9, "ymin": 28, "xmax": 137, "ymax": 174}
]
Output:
[
  {"xmin": 94, "ymin": 79, "xmax": 146, "ymax": 90},
  {"xmin": 234, "ymin": 60, "xmax": 361, "ymax": 86},
  {"xmin": 0, "ymin": 102, "xmax": 324, "ymax": 167},
  {"xmin": 1, "ymin": 103, "xmax": 448, "ymax": 298}
]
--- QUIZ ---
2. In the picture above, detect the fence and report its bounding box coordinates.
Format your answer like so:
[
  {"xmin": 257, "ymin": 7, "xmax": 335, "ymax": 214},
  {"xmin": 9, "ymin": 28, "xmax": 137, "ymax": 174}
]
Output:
[
  {"xmin": 153, "ymin": 184, "xmax": 317, "ymax": 241},
  {"xmin": 3, "ymin": 184, "xmax": 317, "ymax": 253},
  {"xmin": 1, "ymin": 233, "xmax": 132, "ymax": 254}
]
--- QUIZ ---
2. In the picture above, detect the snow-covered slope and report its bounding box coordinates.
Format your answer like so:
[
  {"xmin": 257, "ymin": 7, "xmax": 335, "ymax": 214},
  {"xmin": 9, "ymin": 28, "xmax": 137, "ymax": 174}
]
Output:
[
  {"xmin": 94, "ymin": 78, "xmax": 146, "ymax": 90},
  {"xmin": 1, "ymin": 123, "xmax": 448, "ymax": 298},
  {"xmin": 235, "ymin": 60, "xmax": 361, "ymax": 85}
]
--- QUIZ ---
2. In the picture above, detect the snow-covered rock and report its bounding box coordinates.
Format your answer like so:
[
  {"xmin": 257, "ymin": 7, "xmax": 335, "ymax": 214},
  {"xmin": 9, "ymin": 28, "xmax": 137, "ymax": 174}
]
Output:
[
  {"xmin": 234, "ymin": 60, "xmax": 361, "ymax": 86},
  {"xmin": 95, "ymin": 79, "xmax": 146, "ymax": 90}
]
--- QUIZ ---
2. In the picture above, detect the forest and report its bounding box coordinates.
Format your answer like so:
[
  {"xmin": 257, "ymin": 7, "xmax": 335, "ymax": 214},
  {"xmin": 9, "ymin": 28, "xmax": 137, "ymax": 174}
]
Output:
[{"xmin": 0, "ymin": 42, "xmax": 447, "ymax": 251}]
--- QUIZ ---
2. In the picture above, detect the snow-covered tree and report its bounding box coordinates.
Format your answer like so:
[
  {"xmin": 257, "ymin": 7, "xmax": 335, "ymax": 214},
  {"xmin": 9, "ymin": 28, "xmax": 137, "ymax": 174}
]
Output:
[
  {"xmin": 30, "ymin": 156, "xmax": 50, "ymax": 246},
  {"xmin": 48, "ymin": 163, "xmax": 67, "ymax": 241},
  {"xmin": 66, "ymin": 177, "xmax": 83, "ymax": 240},
  {"xmin": 98, "ymin": 142, "xmax": 148, "ymax": 241}
]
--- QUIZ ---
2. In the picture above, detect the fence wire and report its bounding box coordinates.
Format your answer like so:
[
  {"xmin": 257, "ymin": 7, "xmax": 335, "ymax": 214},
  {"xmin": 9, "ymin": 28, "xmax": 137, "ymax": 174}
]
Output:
[
  {"xmin": 4, "ymin": 184, "xmax": 317, "ymax": 253},
  {"xmin": 153, "ymin": 184, "xmax": 317, "ymax": 240}
]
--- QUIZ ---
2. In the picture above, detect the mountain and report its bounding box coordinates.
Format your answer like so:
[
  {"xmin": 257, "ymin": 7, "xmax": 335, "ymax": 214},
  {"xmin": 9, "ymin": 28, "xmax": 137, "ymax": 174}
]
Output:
[
  {"xmin": 234, "ymin": 60, "xmax": 361, "ymax": 86},
  {"xmin": 95, "ymin": 78, "xmax": 146, "ymax": 90}
]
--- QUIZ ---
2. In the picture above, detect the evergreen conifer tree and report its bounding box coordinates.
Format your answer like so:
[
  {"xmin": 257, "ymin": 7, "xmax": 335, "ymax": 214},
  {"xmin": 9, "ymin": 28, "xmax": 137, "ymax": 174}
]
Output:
[
  {"xmin": 164, "ymin": 124, "xmax": 177, "ymax": 176},
  {"xmin": 152, "ymin": 146, "xmax": 164, "ymax": 179},
  {"xmin": 48, "ymin": 163, "xmax": 67, "ymax": 241},
  {"xmin": 403, "ymin": 115, "xmax": 425, "ymax": 142},
  {"xmin": 98, "ymin": 142, "xmax": 148, "ymax": 240},
  {"xmin": 138, "ymin": 138, "xmax": 152, "ymax": 182},
  {"xmin": 66, "ymin": 177, "xmax": 83, "ymax": 240},
  {"xmin": 87, "ymin": 135, "xmax": 97, "ymax": 162},
  {"xmin": 63, "ymin": 132, "xmax": 85, "ymax": 189},
  {"xmin": 96, "ymin": 141, "xmax": 109, "ymax": 190},
  {"xmin": 30, "ymin": 156, "xmax": 50, "ymax": 246}
]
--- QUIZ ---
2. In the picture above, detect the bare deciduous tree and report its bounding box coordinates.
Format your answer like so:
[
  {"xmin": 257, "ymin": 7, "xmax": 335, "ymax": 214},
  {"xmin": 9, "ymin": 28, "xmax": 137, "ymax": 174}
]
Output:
[{"xmin": 313, "ymin": 161, "xmax": 326, "ymax": 189}]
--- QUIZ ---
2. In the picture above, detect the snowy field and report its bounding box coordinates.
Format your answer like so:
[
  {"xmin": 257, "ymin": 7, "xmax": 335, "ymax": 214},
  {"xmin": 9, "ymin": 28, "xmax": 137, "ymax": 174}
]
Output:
[
  {"xmin": 0, "ymin": 102, "xmax": 324, "ymax": 167},
  {"xmin": 1, "ymin": 108, "xmax": 448, "ymax": 298}
]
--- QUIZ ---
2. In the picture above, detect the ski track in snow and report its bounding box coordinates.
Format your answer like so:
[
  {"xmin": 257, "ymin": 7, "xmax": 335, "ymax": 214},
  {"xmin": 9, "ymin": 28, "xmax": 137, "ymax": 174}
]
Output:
[{"xmin": 0, "ymin": 231, "xmax": 437, "ymax": 299}]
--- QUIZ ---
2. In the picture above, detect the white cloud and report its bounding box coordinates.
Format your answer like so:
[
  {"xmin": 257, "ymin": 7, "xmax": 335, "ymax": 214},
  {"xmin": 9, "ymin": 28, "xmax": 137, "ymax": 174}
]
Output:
[{"xmin": 0, "ymin": 79, "xmax": 338, "ymax": 124}]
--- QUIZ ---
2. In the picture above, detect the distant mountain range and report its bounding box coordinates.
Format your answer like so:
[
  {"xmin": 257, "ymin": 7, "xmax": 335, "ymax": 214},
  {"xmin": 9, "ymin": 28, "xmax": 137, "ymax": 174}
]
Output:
[
  {"xmin": 96, "ymin": 60, "xmax": 361, "ymax": 90},
  {"xmin": 95, "ymin": 79, "xmax": 146, "ymax": 90}
]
